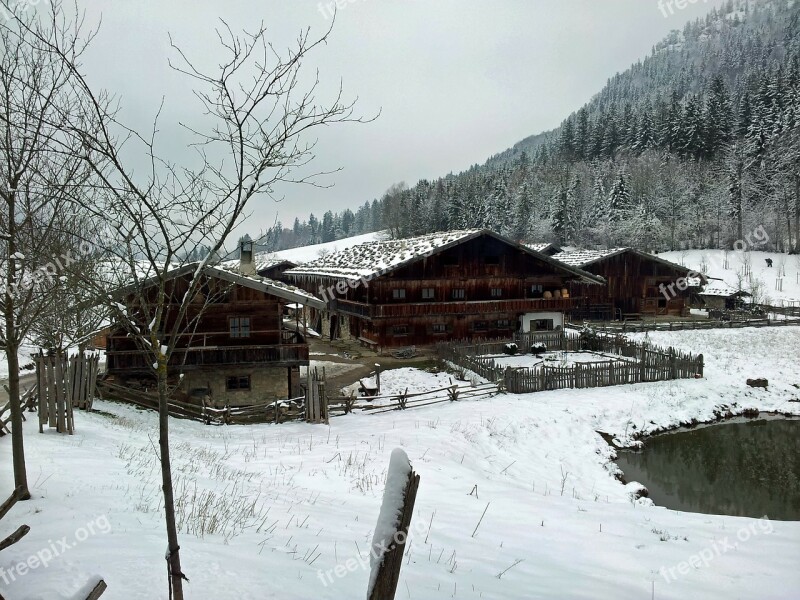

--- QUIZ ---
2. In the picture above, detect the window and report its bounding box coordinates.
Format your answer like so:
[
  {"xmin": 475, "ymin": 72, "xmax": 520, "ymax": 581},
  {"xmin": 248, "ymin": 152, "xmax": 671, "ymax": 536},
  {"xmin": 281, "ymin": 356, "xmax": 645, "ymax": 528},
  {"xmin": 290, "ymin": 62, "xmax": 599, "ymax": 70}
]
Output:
[
  {"xmin": 229, "ymin": 317, "xmax": 251, "ymax": 338},
  {"xmin": 491, "ymin": 288, "xmax": 503, "ymax": 298},
  {"xmin": 452, "ymin": 289, "xmax": 466, "ymax": 300},
  {"xmin": 497, "ymin": 319, "xmax": 511, "ymax": 329},
  {"xmin": 393, "ymin": 288, "xmax": 407, "ymax": 300},
  {"xmin": 393, "ymin": 325, "xmax": 409, "ymax": 336},
  {"xmin": 432, "ymin": 323, "xmax": 447, "ymax": 334},
  {"xmin": 473, "ymin": 321, "xmax": 488, "ymax": 332},
  {"xmin": 422, "ymin": 288, "xmax": 435, "ymax": 300},
  {"xmin": 531, "ymin": 284, "xmax": 544, "ymax": 295},
  {"xmin": 226, "ymin": 375, "xmax": 251, "ymax": 391},
  {"xmin": 485, "ymin": 256, "xmax": 500, "ymax": 265},
  {"xmin": 534, "ymin": 319, "xmax": 554, "ymax": 331}
]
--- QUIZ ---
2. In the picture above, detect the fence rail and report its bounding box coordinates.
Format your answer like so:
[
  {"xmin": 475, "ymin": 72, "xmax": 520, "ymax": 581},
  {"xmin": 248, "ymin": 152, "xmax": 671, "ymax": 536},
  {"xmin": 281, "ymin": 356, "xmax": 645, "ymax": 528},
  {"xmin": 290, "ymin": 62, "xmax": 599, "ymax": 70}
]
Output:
[
  {"xmin": 583, "ymin": 316, "xmax": 800, "ymax": 333},
  {"xmin": 97, "ymin": 379, "xmax": 306, "ymax": 425},
  {"xmin": 438, "ymin": 331, "xmax": 704, "ymax": 394}
]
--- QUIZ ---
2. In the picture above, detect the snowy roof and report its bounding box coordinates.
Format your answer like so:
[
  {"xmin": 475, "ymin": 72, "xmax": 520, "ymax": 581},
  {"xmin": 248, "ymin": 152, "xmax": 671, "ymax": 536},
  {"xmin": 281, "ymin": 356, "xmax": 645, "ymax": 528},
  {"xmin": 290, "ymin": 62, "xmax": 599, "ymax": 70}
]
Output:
[
  {"xmin": 555, "ymin": 247, "xmax": 705, "ymax": 282},
  {"xmin": 115, "ymin": 262, "xmax": 325, "ymax": 310},
  {"xmin": 285, "ymin": 229, "xmax": 603, "ymax": 284},
  {"xmin": 210, "ymin": 264, "xmax": 325, "ymax": 309},
  {"xmin": 555, "ymin": 248, "xmax": 631, "ymax": 267},
  {"xmin": 221, "ymin": 254, "xmax": 296, "ymax": 273},
  {"xmin": 699, "ymin": 281, "xmax": 751, "ymax": 298},
  {"xmin": 525, "ymin": 242, "xmax": 562, "ymax": 255}
]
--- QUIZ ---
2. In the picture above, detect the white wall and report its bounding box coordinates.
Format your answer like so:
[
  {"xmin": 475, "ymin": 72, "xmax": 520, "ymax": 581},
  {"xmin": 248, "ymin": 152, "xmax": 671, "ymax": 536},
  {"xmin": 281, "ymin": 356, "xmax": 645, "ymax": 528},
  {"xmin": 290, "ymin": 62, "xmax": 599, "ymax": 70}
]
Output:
[{"xmin": 519, "ymin": 312, "xmax": 564, "ymax": 333}]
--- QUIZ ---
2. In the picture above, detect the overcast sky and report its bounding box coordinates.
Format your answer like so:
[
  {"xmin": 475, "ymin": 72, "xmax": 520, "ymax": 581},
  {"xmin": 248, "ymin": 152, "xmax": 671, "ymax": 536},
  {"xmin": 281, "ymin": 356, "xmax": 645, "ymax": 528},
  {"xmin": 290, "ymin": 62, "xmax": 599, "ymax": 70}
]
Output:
[{"xmin": 81, "ymin": 0, "xmax": 727, "ymax": 238}]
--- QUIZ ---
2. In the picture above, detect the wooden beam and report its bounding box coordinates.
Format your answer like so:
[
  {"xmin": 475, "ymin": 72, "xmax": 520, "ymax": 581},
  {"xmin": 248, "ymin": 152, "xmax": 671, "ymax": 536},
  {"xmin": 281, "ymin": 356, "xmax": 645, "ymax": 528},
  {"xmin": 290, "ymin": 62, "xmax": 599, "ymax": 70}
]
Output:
[
  {"xmin": 0, "ymin": 525, "xmax": 30, "ymax": 551},
  {"xmin": 0, "ymin": 486, "xmax": 24, "ymax": 522},
  {"xmin": 84, "ymin": 580, "xmax": 108, "ymax": 600}
]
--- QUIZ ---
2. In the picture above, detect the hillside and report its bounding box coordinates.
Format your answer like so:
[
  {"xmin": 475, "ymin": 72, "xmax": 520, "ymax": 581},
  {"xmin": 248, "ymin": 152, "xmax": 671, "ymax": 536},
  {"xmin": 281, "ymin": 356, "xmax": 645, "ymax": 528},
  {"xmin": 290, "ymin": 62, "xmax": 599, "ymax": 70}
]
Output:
[{"xmin": 369, "ymin": 0, "xmax": 800, "ymax": 254}]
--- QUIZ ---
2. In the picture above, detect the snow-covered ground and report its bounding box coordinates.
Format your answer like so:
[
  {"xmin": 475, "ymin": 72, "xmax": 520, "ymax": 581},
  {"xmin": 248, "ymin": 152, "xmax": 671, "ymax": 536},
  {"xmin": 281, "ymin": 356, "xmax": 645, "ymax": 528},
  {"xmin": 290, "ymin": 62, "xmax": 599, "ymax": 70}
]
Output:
[
  {"xmin": 274, "ymin": 231, "xmax": 387, "ymax": 265},
  {"xmin": 660, "ymin": 249, "xmax": 800, "ymax": 306},
  {"xmin": 1, "ymin": 328, "xmax": 799, "ymax": 599},
  {"xmin": 342, "ymin": 367, "xmax": 458, "ymax": 398},
  {"xmin": 0, "ymin": 344, "xmax": 39, "ymax": 382},
  {"xmin": 488, "ymin": 350, "xmax": 635, "ymax": 370}
]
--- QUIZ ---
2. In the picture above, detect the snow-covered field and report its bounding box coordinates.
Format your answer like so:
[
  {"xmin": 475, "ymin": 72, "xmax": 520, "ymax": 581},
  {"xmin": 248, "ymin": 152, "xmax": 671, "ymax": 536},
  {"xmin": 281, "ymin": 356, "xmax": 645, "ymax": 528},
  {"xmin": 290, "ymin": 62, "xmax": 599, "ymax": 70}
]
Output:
[
  {"xmin": 274, "ymin": 231, "xmax": 387, "ymax": 265},
  {"xmin": 1, "ymin": 328, "xmax": 799, "ymax": 599},
  {"xmin": 660, "ymin": 249, "xmax": 800, "ymax": 306}
]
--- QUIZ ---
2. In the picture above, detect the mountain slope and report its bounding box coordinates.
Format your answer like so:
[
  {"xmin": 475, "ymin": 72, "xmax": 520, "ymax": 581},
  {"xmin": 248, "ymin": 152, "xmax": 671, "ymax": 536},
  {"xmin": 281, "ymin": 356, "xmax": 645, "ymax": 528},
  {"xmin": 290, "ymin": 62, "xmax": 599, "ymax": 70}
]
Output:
[{"xmin": 378, "ymin": 0, "xmax": 800, "ymax": 253}]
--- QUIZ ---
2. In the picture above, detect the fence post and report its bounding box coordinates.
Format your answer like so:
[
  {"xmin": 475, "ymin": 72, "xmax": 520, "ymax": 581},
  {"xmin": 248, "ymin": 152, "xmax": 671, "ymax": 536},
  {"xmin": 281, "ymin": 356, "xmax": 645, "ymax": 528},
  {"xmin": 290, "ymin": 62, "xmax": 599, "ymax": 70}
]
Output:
[
  {"xmin": 367, "ymin": 449, "xmax": 420, "ymax": 600},
  {"xmin": 669, "ymin": 348, "xmax": 677, "ymax": 380}
]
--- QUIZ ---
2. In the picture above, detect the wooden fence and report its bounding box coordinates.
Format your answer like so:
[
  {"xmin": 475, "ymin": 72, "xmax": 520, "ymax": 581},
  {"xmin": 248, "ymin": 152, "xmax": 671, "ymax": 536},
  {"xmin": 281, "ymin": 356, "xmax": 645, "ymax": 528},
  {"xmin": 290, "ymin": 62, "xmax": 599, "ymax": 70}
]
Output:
[
  {"xmin": 35, "ymin": 353, "xmax": 99, "ymax": 434},
  {"xmin": 438, "ymin": 331, "xmax": 704, "ymax": 394},
  {"xmin": 0, "ymin": 386, "xmax": 36, "ymax": 437},
  {"xmin": 585, "ymin": 316, "xmax": 800, "ymax": 333},
  {"xmin": 97, "ymin": 379, "xmax": 306, "ymax": 425},
  {"xmin": 355, "ymin": 381, "xmax": 501, "ymax": 415}
]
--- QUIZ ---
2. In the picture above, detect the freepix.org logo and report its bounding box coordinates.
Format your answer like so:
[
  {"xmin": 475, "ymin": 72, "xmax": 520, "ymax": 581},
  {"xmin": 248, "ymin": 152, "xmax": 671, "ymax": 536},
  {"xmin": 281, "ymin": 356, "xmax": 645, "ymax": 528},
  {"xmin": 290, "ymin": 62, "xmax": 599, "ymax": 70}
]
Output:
[
  {"xmin": 657, "ymin": 0, "xmax": 710, "ymax": 19},
  {"xmin": 0, "ymin": 514, "xmax": 111, "ymax": 585}
]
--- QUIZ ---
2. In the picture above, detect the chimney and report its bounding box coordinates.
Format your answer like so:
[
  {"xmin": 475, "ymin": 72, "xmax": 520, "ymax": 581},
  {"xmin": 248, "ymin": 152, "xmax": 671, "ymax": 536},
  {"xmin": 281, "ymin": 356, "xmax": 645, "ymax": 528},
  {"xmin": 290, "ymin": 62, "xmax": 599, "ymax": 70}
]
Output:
[{"xmin": 240, "ymin": 240, "xmax": 256, "ymax": 276}]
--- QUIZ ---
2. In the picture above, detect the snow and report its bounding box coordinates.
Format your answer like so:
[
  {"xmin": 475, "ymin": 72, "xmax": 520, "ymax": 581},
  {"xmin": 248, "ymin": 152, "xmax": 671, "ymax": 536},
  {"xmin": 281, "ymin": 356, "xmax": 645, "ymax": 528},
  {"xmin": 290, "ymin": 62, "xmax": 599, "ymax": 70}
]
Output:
[
  {"xmin": 367, "ymin": 448, "xmax": 412, "ymax": 597},
  {"xmin": 220, "ymin": 254, "xmax": 296, "ymax": 274},
  {"xmin": 659, "ymin": 249, "xmax": 800, "ymax": 306},
  {"xmin": 287, "ymin": 230, "xmax": 598, "ymax": 282},
  {"xmin": 342, "ymin": 367, "xmax": 458, "ymax": 397},
  {"xmin": 1, "ymin": 327, "xmax": 799, "ymax": 599},
  {"xmin": 274, "ymin": 231, "xmax": 388, "ymax": 265},
  {"xmin": 0, "ymin": 344, "xmax": 37, "ymax": 381},
  {"xmin": 286, "ymin": 230, "xmax": 486, "ymax": 279},
  {"xmin": 487, "ymin": 350, "xmax": 636, "ymax": 369}
]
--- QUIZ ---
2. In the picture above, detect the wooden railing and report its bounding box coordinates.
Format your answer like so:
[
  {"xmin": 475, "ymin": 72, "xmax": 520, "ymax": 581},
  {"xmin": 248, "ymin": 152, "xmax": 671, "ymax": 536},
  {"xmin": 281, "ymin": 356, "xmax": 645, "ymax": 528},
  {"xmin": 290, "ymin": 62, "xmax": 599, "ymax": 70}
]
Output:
[
  {"xmin": 107, "ymin": 344, "xmax": 309, "ymax": 372},
  {"xmin": 334, "ymin": 297, "xmax": 580, "ymax": 319}
]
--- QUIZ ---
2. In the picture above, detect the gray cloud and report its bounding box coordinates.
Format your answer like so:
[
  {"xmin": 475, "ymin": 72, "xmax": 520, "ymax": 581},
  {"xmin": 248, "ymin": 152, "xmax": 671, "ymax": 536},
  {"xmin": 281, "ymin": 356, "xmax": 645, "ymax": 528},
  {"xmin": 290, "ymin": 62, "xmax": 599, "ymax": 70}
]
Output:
[{"xmin": 81, "ymin": 0, "xmax": 727, "ymax": 239}]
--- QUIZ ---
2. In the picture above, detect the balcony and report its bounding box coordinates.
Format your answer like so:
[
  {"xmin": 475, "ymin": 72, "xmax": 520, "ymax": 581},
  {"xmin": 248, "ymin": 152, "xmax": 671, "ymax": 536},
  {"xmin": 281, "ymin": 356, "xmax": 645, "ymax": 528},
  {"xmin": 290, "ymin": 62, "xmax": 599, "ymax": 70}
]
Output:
[
  {"xmin": 107, "ymin": 344, "xmax": 309, "ymax": 373},
  {"xmin": 333, "ymin": 297, "xmax": 580, "ymax": 319}
]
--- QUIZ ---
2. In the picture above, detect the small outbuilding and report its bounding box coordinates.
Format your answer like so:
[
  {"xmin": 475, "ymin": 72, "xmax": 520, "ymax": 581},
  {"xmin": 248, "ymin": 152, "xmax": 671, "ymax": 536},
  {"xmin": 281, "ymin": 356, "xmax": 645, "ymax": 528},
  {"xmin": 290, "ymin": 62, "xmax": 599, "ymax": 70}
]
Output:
[{"xmin": 698, "ymin": 281, "xmax": 752, "ymax": 311}]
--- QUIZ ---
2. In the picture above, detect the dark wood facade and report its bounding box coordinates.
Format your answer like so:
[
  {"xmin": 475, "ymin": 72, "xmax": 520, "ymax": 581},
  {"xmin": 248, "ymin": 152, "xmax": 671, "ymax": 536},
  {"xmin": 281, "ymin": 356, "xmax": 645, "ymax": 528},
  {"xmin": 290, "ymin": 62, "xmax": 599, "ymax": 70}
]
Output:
[
  {"xmin": 106, "ymin": 268, "xmax": 313, "ymax": 404},
  {"xmin": 288, "ymin": 232, "xmax": 600, "ymax": 348},
  {"xmin": 563, "ymin": 250, "xmax": 702, "ymax": 320}
]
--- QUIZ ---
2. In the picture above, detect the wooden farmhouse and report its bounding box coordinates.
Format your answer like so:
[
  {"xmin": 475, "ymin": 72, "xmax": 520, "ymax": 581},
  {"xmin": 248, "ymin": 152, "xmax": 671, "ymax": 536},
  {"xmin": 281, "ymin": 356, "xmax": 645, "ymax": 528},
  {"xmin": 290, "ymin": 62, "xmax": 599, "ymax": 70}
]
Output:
[
  {"xmin": 284, "ymin": 229, "xmax": 603, "ymax": 349},
  {"xmin": 553, "ymin": 248, "xmax": 706, "ymax": 320},
  {"xmin": 105, "ymin": 260, "xmax": 325, "ymax": 407}
]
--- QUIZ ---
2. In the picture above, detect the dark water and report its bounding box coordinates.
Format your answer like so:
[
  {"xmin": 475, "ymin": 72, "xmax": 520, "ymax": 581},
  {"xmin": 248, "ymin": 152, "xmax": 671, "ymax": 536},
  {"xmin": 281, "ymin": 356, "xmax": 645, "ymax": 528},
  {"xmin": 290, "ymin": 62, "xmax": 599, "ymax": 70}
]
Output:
[{"xmin": 614, "ymin": 418, "xmax": 800, "ymax": 521}]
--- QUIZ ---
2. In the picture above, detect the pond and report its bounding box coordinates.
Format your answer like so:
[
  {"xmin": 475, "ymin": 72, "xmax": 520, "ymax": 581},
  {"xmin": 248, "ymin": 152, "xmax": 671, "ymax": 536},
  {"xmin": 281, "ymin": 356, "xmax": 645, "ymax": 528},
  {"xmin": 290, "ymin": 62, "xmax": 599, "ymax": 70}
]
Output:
[{"xmin": 614, "ymin": 416, "xmax": 800, "ymax": 521}]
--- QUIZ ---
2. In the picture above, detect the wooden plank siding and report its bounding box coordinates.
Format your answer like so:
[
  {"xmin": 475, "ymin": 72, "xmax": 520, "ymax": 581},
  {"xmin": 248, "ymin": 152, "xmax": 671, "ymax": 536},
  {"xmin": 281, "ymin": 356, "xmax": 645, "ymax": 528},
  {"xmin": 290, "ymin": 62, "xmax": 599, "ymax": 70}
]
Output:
[
  {"xmin": 106, "ymin": 273, "xmax": 309, "ymax": 374},
  {"xmin": 565, "ymin": 252, "xmax": 695, "ymax": 318}
]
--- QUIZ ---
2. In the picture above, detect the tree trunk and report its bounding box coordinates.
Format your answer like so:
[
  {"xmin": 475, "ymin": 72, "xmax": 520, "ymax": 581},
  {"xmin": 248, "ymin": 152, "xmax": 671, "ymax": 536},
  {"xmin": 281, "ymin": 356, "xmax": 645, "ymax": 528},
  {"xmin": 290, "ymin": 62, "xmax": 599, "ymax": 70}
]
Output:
[
  {"xmin": 4, "ymin": 339, "xmax": 30, "ymax": 500},
  {"xmin": 794, "ymin": 174, "xmax": 800, "ymax": 253},
  {"xmin": 157, "ymin": 361, "xmax": 184, "ymax": 599}
]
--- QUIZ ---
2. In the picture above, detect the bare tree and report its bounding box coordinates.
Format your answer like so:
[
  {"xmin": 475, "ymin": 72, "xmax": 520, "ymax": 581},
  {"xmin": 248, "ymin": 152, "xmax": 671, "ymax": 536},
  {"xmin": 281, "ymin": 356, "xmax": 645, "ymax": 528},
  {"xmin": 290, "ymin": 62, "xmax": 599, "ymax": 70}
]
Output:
[
  {"xmin": 8, "ymin": 3, "xmax": 365, "ymax": 597},
  {"xmin": 0, "ymin": 1, "xmax": 99, "ymax": 500}
]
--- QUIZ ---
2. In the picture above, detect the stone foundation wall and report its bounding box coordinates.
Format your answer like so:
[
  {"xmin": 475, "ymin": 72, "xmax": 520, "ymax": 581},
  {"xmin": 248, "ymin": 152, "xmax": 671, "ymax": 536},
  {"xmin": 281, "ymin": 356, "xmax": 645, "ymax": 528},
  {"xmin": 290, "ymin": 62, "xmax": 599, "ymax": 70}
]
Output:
[{"xmin": 180, "ymin": 366, "xmax": 292, "ymax": 408}]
